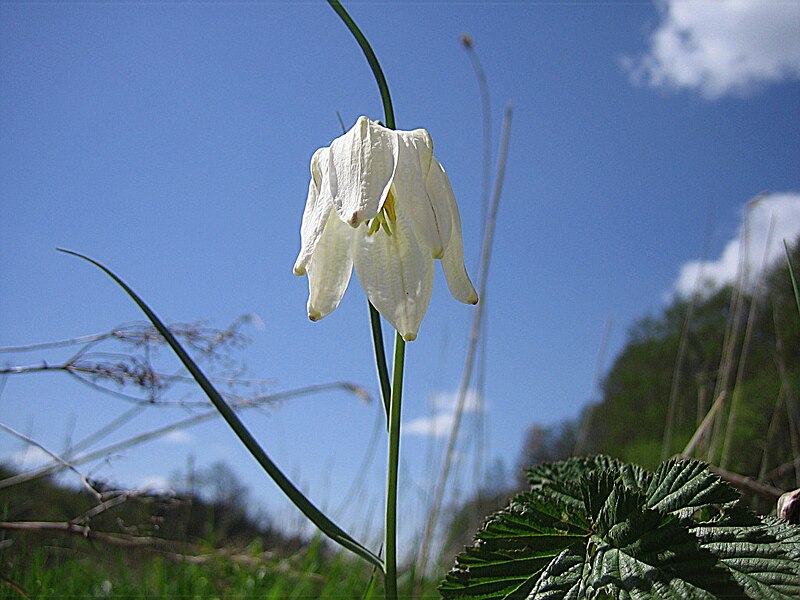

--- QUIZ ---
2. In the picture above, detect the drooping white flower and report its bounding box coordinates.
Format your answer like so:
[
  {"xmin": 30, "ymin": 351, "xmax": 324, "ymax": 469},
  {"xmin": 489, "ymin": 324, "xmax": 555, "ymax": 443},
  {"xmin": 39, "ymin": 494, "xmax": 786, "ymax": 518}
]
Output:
[{"xmin": 293, "ymin": 116, "xmax": 478, "ymax": 342}]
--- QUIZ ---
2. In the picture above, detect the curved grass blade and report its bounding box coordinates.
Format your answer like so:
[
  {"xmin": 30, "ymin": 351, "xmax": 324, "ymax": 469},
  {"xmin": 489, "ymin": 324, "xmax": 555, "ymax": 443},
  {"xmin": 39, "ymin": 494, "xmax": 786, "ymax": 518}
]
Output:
[
  {"xmin": 784, "ymin": 239, "xmax": 800, "ymax": 318},
  {"xmin": 57, "ymin": 248, "xmax": 383, "ymax": 571}
]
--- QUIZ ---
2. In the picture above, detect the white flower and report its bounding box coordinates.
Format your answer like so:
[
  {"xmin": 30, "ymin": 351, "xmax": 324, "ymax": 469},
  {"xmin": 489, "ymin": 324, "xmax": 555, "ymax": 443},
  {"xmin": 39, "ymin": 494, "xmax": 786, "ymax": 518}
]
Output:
[{"xmin": 293, "ymin": 116, "xmax": 478, "ymax": 342}]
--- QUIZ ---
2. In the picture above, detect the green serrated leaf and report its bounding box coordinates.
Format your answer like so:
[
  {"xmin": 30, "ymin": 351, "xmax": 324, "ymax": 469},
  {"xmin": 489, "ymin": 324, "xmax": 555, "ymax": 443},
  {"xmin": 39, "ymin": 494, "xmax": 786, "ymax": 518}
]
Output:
[
  {"xmin": 442, "ymin": 459, "xmax": 740, "ymax": 599},
  {"xmin": 539, "ymin": 481, "xmax": 737, "ymax": 599},
  {"xmin": 444, "ymin": 457, "xmax": 800, "ymax": 599},
  {"xmin": 530, "ymin": 547, "xmax": 588, "ymax": 599},
  {"xmin": 527, "ymin": 456, "xmax": 648, "ymax": 517},
  {"xmin": 588, "ymin": 484, "xmax": 738, "ymax": 600},
  {"xmin": 440, "ymin": 491, "xmax": 591, "ymax": 598},
  {"xmin": 526, "ymin": 456, "xmax": 627, "ymax": 489},
  {"xmin": 760, "ymin": 516, "xmax": 800, "ymax": 559},
  {"xmin": 642, "ymin": 460, "xmax": 800, "ymax": 599},
  {"xmin": 694, "ymin": 522, "xmax": 800, "ymax": 600},
  {"xmin": 645, "ymin": 459, "xmax": 742, "ymax": 523}
]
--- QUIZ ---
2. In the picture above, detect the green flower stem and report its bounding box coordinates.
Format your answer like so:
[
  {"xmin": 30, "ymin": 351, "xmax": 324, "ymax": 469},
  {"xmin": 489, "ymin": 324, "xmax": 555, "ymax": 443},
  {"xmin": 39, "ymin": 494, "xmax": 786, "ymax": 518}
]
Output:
[
  {"xmin": 326, "ymin": 3, "xmax": 405, "ymax": 596},
  {"xmin": 58, "ymin": 249, "xmax": 383, "ymax": 571},
  {"xmin": 385, "ymin": 332, "xmax": 405, "ymax": 600},
  {"xmin": 369, "ymin": 301, "xmax": 392, "ymax": 423},
  {"xmin": 328, "ymin": 0, "xmax": 397, "ymax": 427},
  {"xmin": 327, "ymin": 0, "xmax": 395, "ymax": 130}
]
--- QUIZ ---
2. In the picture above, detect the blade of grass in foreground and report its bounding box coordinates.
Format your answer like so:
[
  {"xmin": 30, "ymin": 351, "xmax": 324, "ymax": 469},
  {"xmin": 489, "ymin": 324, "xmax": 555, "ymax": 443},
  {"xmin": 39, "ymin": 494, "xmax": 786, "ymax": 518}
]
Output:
[
  {"xmin": 785, "ymin": 239, "xmax": 800, "ymax": 318},
  {"xmin": 57, "ymin": 248, "xmax": 383, "ymax": 571}
]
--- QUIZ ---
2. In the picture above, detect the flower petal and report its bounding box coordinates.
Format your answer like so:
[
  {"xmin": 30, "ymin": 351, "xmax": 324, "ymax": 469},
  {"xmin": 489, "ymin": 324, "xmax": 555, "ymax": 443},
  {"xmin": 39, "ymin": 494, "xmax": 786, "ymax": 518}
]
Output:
[
  {"xmin": 353, "ymin": 197, "xmax": 433, "ymax": 341},
  {"xmin": 431, "ymin": 159, "xmax": 478, "ymax": 305},
  {"xmin": 394, "ymin": 129, "xmax": 452, "ymax": 259},
  {"xmin": 294, "ymin": 148, "xmax": 334, "ymax": 276},
  {"xmin": 305, "ymin": 210, "xmax": 355, "ymax": 321},
  {"xmin": 330, "ymin": 116, "xmax": 397, "ymax": 227}
]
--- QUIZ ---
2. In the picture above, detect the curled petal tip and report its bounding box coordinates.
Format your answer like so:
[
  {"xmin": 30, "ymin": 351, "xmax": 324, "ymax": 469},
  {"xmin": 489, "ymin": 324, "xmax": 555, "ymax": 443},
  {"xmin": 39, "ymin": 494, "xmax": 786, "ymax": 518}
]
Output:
[
  {"xmin": 468, "ymin": 292, "xmax": 479, "ymax": 305},
  {"xmin": 401, "ymin": 331, "xmax": 417, "ymax": 342},
  {"xmin": 292, "ymin": 252, "xmax": 308, "ymax": 275},
  {"xmin": 431, "ymin": 247, "xmax": 445, "ymax": 260},
  {"xmin": 308, "ymin": 309, "xmax": 322, "ymax": 322}
]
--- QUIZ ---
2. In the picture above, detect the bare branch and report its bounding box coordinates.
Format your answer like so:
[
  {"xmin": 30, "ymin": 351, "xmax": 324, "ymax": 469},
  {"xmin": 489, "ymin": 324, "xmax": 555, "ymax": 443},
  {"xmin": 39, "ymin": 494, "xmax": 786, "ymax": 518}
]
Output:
[
  {"xmin": 0, "ymin": 422, "xmax": 102, "ymax": 500},
  {"xmin": 0, "ymin": 318, "xmax": 267, "ymax": 406},
  {"xmin": 0, "ymin": 381, "xmax": 369, "ymax": 490},
  {"xmin": 0, "ymin": 520, "xmax": 192, "ymax": 550},
  {"xmin": 0, "ymin": 572, "xmax": 29, "ymax": 599},
  {"xmin": 0, "ymin": 520, "xmax": 277, "ymax": 567},
  {"xmin": 707, "ymin": 464, "xmax": 784, "ymax": 501}
]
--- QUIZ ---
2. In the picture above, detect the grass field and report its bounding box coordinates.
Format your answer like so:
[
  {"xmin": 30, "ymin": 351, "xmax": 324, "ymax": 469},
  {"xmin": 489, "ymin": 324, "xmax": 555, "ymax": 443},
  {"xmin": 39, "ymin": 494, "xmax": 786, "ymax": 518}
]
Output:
[{"xmin": 1, "ymin": 538, "xmax": 443, "ymax": 599}]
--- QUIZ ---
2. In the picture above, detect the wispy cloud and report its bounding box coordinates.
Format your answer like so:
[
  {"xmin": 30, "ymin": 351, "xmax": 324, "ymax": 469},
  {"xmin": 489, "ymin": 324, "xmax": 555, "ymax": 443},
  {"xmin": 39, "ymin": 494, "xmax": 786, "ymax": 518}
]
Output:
[
  {"xmin": 431, "ymin": 389, "xmax": 483, "ymax": 413},
  {"xmin": 404, "ymin": 412, "xmax": 457, "ymax": 438},
  {"xmin": 673, "ymin": 193, "xmax": 800, "ymax": 298},
  {"xmin": 403, "ymin": 389, "xmax": 484, "ymax": 438},
  {"xmin": 138, "ymin": 475, "xmax": 171, "ymax": 492},
  {"xmin": 623, "ymin": 0, "xmax": 800, "ymax": 99},
  {"xmin": 4, "ymin": 446, "xmax": 53, "ymax": 470},
  {"xmin": 163, "ymin": 429, "xmax": 193, "ymax": 444}
]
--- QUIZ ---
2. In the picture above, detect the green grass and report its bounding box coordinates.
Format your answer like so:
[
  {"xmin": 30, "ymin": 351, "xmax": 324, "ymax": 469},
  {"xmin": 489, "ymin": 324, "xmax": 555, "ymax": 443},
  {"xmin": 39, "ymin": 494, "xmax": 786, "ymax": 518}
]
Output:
[{"xmin": 0, "ymin": 538, "xmax": 442, "ymax": 599}]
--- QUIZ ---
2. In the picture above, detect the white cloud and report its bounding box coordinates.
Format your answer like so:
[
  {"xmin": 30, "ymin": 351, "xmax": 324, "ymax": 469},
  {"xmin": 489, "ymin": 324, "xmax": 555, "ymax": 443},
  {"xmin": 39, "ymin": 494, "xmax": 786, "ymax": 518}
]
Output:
[
  {"xmin": 403, "ymin": 413, "xmax": 456, "ymax": 438},
  {"xmin": 138, "ymin": 475, "xmax": 172, "ymax": 493},
  {"xmin": 4, "ymin": 446, "xmax": 53, "ymax": 470},
  {"xmin": 673, "ymin": 193, "xmax": 800, "ymax": 297},
  {"xmin": 403, "ymin": 389, "xmax": 485, "ymax": 438},
  {"xmin": 163, "ymin": 429, "xmax": 193, "ymax": 444},
  {"xmin": 431, "ymin": 389, "xmax": 483, "ymax": 413},
  {"xmin": 624, "ymin": 0, "xmax": 800, "ymax": 99}
]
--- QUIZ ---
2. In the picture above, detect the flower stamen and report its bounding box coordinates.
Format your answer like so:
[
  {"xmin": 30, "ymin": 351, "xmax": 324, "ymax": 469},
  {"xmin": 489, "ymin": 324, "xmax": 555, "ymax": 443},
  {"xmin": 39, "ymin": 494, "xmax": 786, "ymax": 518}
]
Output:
[{"xmin": 367, "ymin": 189, "xmax": 397, "ymax": 237}]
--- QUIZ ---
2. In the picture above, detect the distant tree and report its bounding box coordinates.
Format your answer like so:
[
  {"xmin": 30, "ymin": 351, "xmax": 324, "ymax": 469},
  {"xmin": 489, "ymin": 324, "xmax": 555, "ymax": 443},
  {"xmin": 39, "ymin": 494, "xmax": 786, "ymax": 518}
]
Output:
[
  {"xmin": 437, "ymin": 458, "xmax": 513, "ymax": 572},
  {"xmin": 577, "ymin": 236, "xmax": 800, "ymax": 503},
  {"xmin": 516, "ymin": 420, "xmax": 578, "ymax": 487}
]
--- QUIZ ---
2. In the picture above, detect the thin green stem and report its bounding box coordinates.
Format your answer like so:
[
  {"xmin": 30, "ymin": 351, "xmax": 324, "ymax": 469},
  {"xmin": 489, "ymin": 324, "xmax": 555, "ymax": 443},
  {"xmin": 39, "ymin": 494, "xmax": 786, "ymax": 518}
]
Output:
[
  {"xmin": 327, "ymin": 0, "xmax": 396, "ymax": 426},
  {"xmin": 326, "ymin": 5, "xmax": 404, "ymax": 597},
  {"xmin": 384, "ymin": 332, "xmax": 405, "ymax": 600},
  {"xmin": 327, "ymin": 0, "xmax": 395, "ymax": 130},
  {"xmin": 369, "ymin": 302, "xmax": 392, "ymax": 423},
  {"xmin": 785, "ymin": 239, "xmax": 800, "ymax": 318},
  {"xmin": 58, "ymin": 249, "xmax": 383, "ymax": 571}
]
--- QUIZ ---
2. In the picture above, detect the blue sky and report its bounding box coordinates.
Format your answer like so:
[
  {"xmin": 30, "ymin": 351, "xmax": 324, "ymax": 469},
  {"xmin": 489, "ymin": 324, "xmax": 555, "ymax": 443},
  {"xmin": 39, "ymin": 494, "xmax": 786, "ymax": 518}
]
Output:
[{"xmin": 2, "ymin": 0, "xmax": 799, "ymax": 556}]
